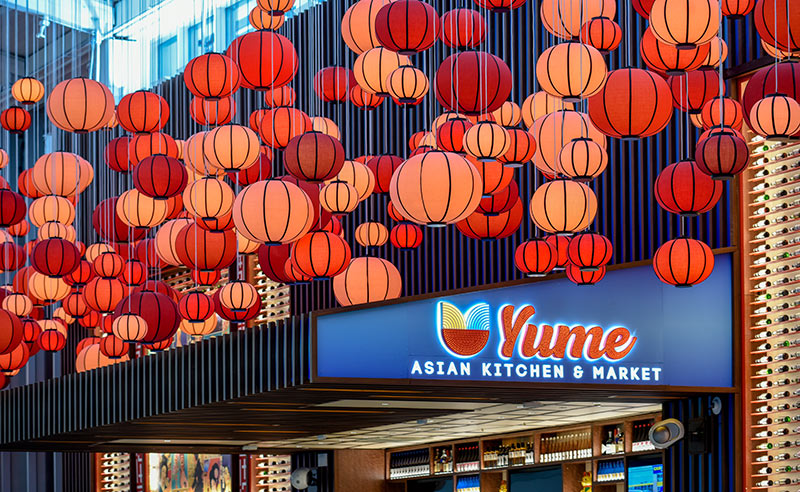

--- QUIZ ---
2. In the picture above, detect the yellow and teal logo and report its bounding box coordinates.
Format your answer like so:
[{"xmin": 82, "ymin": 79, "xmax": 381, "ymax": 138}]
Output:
[{"xmin": 438, "ymin": 301, "xmax": 491, "ymax": 357}]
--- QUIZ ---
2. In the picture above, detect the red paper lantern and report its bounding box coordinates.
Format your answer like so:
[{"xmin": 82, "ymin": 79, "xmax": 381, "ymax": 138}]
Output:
[
  {"xmin": 390, "ymin": 223, "xmax": 423, "ymax": 249},
  {"xmin": 121, "ymin": 260, "xmax": 147, "ymax": 287},
  {"xmin": 580, "ymin": 17, "xmax": 622, "ymax": 54},
  {"xmin": 456, "ymin": 199, "xmax": 523, "ymax": 240},
  {"xmin": 367, "ymin": 155, "xmax": 403, "ymax": 193},
  {"xmin": 283, "ymin": 132, "xmax": 345, "ymax": 182},
  {"xmin": 653, "ymin": 237, "xmax": 714, "ymax": 287},
  {"xmin": 226, "ymin": 31, "xmax": 298, "ymax": 90},
  {"xmin": 213, "ymin": 289, "xmax": 261, "ymax": 323},
  {"xmin": 654, "ymin": 161, "xmax": 722, "ymax": 216},
  {"xmin": 0, "ymin": 190, "xmax": 26, "ymax": 227},
  {"xmin": 179, "ymin": 291, "xmax": 215, "ymax": 323},
  {"xmin": 257, "ymin": 107, "xmax": 311, "ymax": 148},
  {"xmin": 0, "ymin": 243, "xmax": 26, "ymax": 271},
  {"xmin": 667, "ymin": 71, "xmax": 722, "ymax": 114},
  {"xmin": 175, "ymin": 223, "xmax": 237, "ymax": 272},
  {"xmin": 64, "ymin": 260, "xmax": 94, "ymax": 287},
  {"xmin": 435, "ymin": 51, "xmax": 512, "ymax": 115},
  {"xmin": 313, "ymin": 66, "xmax": 352, "ymax": 102},
  {"xmin": 0, "ymin": 309, "xmax": 23, "ymax": 355},
  {"xmin": 0, "ymin": 340, "xmax": 29, "ymax": 370},
  {"xmin": 694, "ymin": 131, "xmax": 749, "ymax": 180},
  {"xmin": 350, "ymin": 84, "xmax": 385, "ymax": 110},
  {"xmin": 640, "ymin": 27, "xmax": 710, "ymax": 76},
  {"xmin": 30, "ymin": 239, "xmax": 81, "ymax": 277},
  {"xmin": 63, "ymin": 292, "xmax": 91, "ymax": 318},
  {"xmin": 291, "ymin": 231, "xmax": 352, "ymax": 279},
  {"xmin": 104, "ymin": 137, "xmax": 133, "ymax": 173},
  {"xmin": 257, "ymin": 243, "xmax": 294, "ymax": 283},
  {"xmin": 567, "ymin": 233, "xmax": 613, "ymax": 272},
  {"xmin": 436, "ymin": 118, "xmax": 473, "ymax": 153},
  {"xmin": 441, "ymin": 8, "xmax": 486, "ymax": 49},
  {"xmin": 514, "ymin": 239, "xmax": 557, "ymax": 277},
  {"xmin": 473, "ymin": 0, "xmax": 526, "ymax": 12},
  {"xmin": 99, "ymin": 334, "xmax": 128, "ymax": 359},
  {"xmin": 93, "ymin": 252, "xmax": 125, "ymax": 278},
  {"xmin": 332, "ymin": 257, "xmax": 403, "ymax": 306},
  {"xmin": 566, "ymin": 264, "xmax": 606, "ymax": 285},
  {"xmin": 133, "ymin": 155, "xmax": 188, "ymax": 199},
  {"xmin": 754, "ymin": 0, "xmax": 800, "ymax": 52},
  {"xmin": 722, "ymin": 0, "xmax": 755, "ymax": 17},
  {"xmin": 233, "ymin": 179, "xmax": 314, "ymax": 244},
  {"xmin": 142, "ymin": 337, "xmax": 173, "ymax": 351},
  {"xmin": 1, "ymin": 106, "xmax": 31, "ymax": 133},
  {"xmin": 375, "ymin": 0, "xmax": 440, "ymax": 55},
  {"xmin": 189, "ymin": 96, "xmax": 235, "ymax": 126},
  {"xmin": 46, "ymin": 78, "xmax": 115, "ymax": 133},
  {"xmin": 498, "ymin": 129, "xmax": 536, "ymax": 167},
  {"xmin": 741, "ymin": 62, "xmax": 800, "ymax": 129},
  {"xmin": 116, "ymin": 90, "xmax": 170, "ymax": 134},
  {"xmin": 700, "ymin": 98, "xmax": 744, "ymax": 130},
  {"xmin": 38, "ymin": 330, "xmax": 66, "ymax": 352},
  {"xmin": 114, "ymin": 291, "xmax": 181, "ymax": 344},
  {"xmin": 83, "ymin": 277, "xmax": 127, "ymax": 314},
  {"xmin": 478, "ymin": 180, "xmax": 519, "ymax": 215},
  {"xmin": 264, "ymin": 86, "xmax": 297, "ymax": 108},
  {"xmin": 183, "ymin": 53, "xmax": 241, "ymax": 100}
]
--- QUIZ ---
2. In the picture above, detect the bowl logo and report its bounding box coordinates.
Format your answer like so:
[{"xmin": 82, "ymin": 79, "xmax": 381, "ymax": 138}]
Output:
[{"xmin": 438, "ymin": 301, "xmax": 491, "ymax": 357}]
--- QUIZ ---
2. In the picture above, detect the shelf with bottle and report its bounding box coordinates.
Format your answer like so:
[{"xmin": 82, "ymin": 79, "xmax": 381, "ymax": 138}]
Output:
[
  {"xmin": 595, "ymin": 458, "xmax": 625, "ymax": 483},
  {"xmin": 96, "ymin": 452, "xmax": 130, "ymax": 492},
  {"xmin": 454, "ymin": 443, "xmax": 480, "ymax": 473},
  {"xmin": 432, "ymin": 446, "xmax": 454, "ymax": 475},
  {"xmin": 539, "ymin": 428, "xmax": 592, "ymax": 464},
  {"xmin": 599, "ymin": 424, "xmax": 625, "ymax": 456},
  {"xmin": 251, "ymin": 453, "xmax": 292, "ymax": 492},
  {"xmin": 630, "ymin": 419, "xmax": 657, "ymax": 453},
  {"xmin": 482, "ymin": 438, "xmax": 535, "ymax": 469},
  {"xmin": 455, "ymin": 474, "xmax": 480, "ymax": 492},
  {"xmin": 389, "ymin": 449, "xmax": 431, "ymax": 480}
]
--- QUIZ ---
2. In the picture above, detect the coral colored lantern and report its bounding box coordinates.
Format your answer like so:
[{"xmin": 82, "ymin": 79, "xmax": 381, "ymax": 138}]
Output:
[
  {"xmin": 741, "ymin": 62, "xmax": 800, "ymax": 128},
  {"xmin": 566, "ymin": 264, "xmax": 606, "ymax": 285},
  {"xmin": 181, "ymin": 317, "xmax": 217, "ymax": 337},
  {"xmin": 284, "ymin": 132, "xmax": 345, "ymax": 182},
  {"xmin": 667, "ymin": 71, "xmax": 722, "ymax": 114},
  {"xmin": 226, "ymin": 31, "xmax": 298, "ymax": 90},
  {"xmin": 133, "ymin": 155, "xmax": 187, "ymax": 199},
  {"xmin": 654, "ymin": 161, "xmax": 722, "ymax": 216},
  {"xmin": 540, "ymin": 0, "xmax": 616, "ymax": 39},
  {"xmin": 435, "ymin": 51, "xmax": 512, "ymax": 115},
  {"xmin": 100, "ymin": 335, "xmax": 128, "ymax": 359},
  {"xmin": 113, "ymin": 291, "xmax": 180, "ymax": 344},
  {"xmin": 320, "ymin": 180, "xmax": 360, "ymax": 214},
  {"xmin": 498, "ymin": 129, "xmax": 536, "ymax": 168},
  {"xmin": 653, "ymin": 237, "xmax": 714, "ymax": 287},
  {"xmin": 83, "ymin": 277, "xmax": 126, "ymax": 313},
  {"xmin": 754, "ymin": 0, "xmax": 800, "ymax": 52},
  {"xmin": 536, "ymin": 43, "xmax": 607, "ymax": 103},
  {"xmin": 183, "ymin": 177, "xmax": 235, "ymax": 221},
  {"xmin": 587, "ymin": 68, "xmax": 673, "ymax": 139},
  {"xmin": 8, "ymin": 220, "xmax": 28, "ymax": 237},
  {"xmin": 341, "ymin": 0, "xmax": 393, "ymax": 54},
  {"xmin": 695, "ymin": 131, "xmax": 749, "ymax": 180},
  {"xmin": 580, "ymin": 17, "xmax": 622, "ymax": 54},
  {"xmin": 700, "ymin": 98, "xmax": 744, "ymax": 130},
  {"xmin": 441, "ymin": 8, "xmax": 486, "ymax": 49},
  {"xmin": 0, "ymin": 189, "xmax": 26, "ymax": 227},
  {"xmin": 353, "ymin": 47, "xmax": 411, "ymax": 96},
  {"xmin": 0, "ymin": 309, "xmax": 23, "ymax": 355},
  {"xmin": 175, "ymin": 224, "xmax": 237, "ymax": 272},
  {"xmin": 183, "ymin": 53, "xmax": 241, "ymax": 100},
  {"xmin": 529, "ymin": 180, "xmax": 597, "ymax": 234},
  {"xmin": 640, "ymin": 28, "xmax": 710, "ymax": 75},
  {"xmin": 568, "ymin": 232, "xmax": 613, "ymax": 272},
  {"xmin": 213, "ymin": 288, "xmax": 261, "ymax": 322},
  {"xmin": 179, "ymin": 292, "xmax": 215, "ymax": 323},
  {"xmin": 190, "ymin": 96, "xmax": 235, "ymax": 126},
  {"xmin": 0, "ymin": 341, "xmax": 29, "ymax": 370},
  {"xmin": 557, "ymin": 138, "xmax": 608, "ymax": 181},
  {"xmin": 291, "ymin": 231, "xmax": 352, "ymax": 279},
  {"xmin": 390, "ymin": 223, "xmax": 423, "ymax": 249},
  {"xmin": 104, "ymin": 137, "xmax": 133, "ymax": 172},
  {"xmin": 46, "ymin": 78, "xmax": 115, "ymax": 133},
  {"xmin": 264, "ymin": 86, "xmax": 297, "ymax": 108},
  {"xmin": 64, "ymin": 260, "xmax": 94, "ymax": 287},
  {"xmin": 314, "ymin": 66, "xmax": 352, "ymax": 103},
  {"xmin": 249, "ymin": 7, "xmax": 285, "ymax": 30},
  {"xmin": 456, "ymin": 199, "xmax": 523, "ymax": 240},
  {"xmin": 30, "ymin": 151, "xmax": 88, "ymax": 197},
  {"xmin": 374, "ymin": 0, "xmax": 440, "ymax": 55},
  {"xmin": 30, "ymin": 239, "xmax": 81, "ymax": 277},
  {"xmin": 257, "ymin": 0, "xmax": 294, "ymax": 15},
  {"xmin": 333, "ymin": 160, "xmax": 376, "ymax": 202},
  {"xmin": 463, "ymin": 122, "xmax": 510, "ymax": 161},
  {"xmin": 1, "ymin": 106, "xmax": 31, "ymax": 133},
  {"xmin": 699, "ymin": 37, "xmax": 728, "ymax": 70},
  {"xmin": 390, "ymin": 151, "xmax": 482, "ymax": 227},
  {"xmin": 721, "ymin": 0, "xmax": 754, "ymax": 17},
  {"xmin": 350, "ymin": 84, "xmax": 385, "ymax": 110},
  {"xmin": 218, "ymin": 280, "xmax": 259, "ymax": 313},
  {"xmin": 129, "ymin": 132, "xmax": 180, "ymax": 164},
  {"xmin": 116, "ymin": 189, "xmax": 169, "ymax": 229},
  {"xmin": 386, "ymin": 67, "xmax": 429, "ymax": 103},
  {"xmin": 28, "ymin": 272, "xmax": 70, "ymax": 302},
  {"xmin": 514, "ymin": 239, "xmax": 557, "ymax": 277},
  {"xmin": 531, "ymin": 110, "xmax": 606, "ymax": 175},
  {"xmin": 257, "ymin": 107, "xmax": 311, "ymax": 149},
  {"xmin": 333, "ymin": 257, "xmax": 402, "ymax": 306},
  {"xmin": 112, "ymin": 314, "xmax": 148, "ymax": 343},
  {"xmin": 355, "ymin": 222, "xmax": 389, "ymax": 247},
  {"xmin": 648, "ymin": 0, "xmax": 719, "ymax": 49},
  {"xmin": 521, "ymin": 92, "xmax": 574, "ymax": 129},
  {"xmin": 93, "ymin": 253, "xmax": 125, "ymax": 278},
  {"xmin": 233, "ymin": 179, "xmax": 314, "ymax": 244},
  {"xmin": 203, "ymin": 124, "xmax": 261, "ymax": 172},
  {"xmin": 749, "ymin": 94, "xmax": 800, "ymax": 139},
  {"xmin": 11, "ymin": 77, "xmax": 44, "ymax": 105},
  {"xmin": 116, "ymin": 90, "xmax": 169, "ymax": 134}
]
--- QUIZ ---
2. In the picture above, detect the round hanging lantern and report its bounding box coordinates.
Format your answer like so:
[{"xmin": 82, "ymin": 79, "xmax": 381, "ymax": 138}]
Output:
[
  {"xmin": 189, "ymin": 96, "xmax": 235, "ymax": 126},
  {"xmin": 257, "ymin": 244, "xmax": 294, "ymax": 283},
  {"xmin": 281, "ymin": 175, "xmax": 330, "ymax": 228},
  {"xmin": 333, "ymin": 257, "xmax": 402, "ymax": 306},
  {"xmin": 313, "ymin": 66, "xmax": 352, "ymax": 103},
  {"xmin": 112, "ymin": 314, "xmax": 148, "ymax": 343},
  {"xmin": 257, "ymin": 0, "xmax": 294, "ymax": 15},
  {"xmin": 441, "ymin": 8, "xmax": 486, "ymax": 49},
  {"xmin": 183, "ymin": 132, "xmax": 224, "ymax": 176},
  {"xmin": 580, "ymin": 17, "xmax": 623, "ymax": 54},
  {"xmin": 367, "ymin": 155, "xmax": 403, "ymax": 193},
  {"xmin": 20, "ymin": 317, "xmax": 41, "ymax": 347},
  {"xmin": 116, "ymin": 90, "xmax": 169, "ymax": 134},
  {"xmin": 333, "ymin": 160, "xmax": 376, "ymax": 201},
  {"xmin": 529, "ymin": 180, "xmax": 597, "ymax": 234},
  {"xmin": 557, "ymin": 138, "xmax": 608, "ymax": 181},
  {"xmin": 353, "ymin": 47, "xmax": 411, "ymax": 96},
  {"xmin": 0, "ymin": 243, "xmax": 25, "ymax": 272},
  {"xmin": 8, "ymin": 220, "xmax": 29, "ymax": 237},
  {"xmin": 175, "ymin": 224, "xmax": 237, "ymax": 272},
  {"xmin": 133, "ymin": 155, "xmax": 187, "ymax": 199},
  {"xmin": 721, "ymin": 0, "xmax": 753, "ymax": 17},
  {"xmin": 514, "ymin": 239, "xmax": 557, "ymax": 277},
  {"xmin": 341, "ymin": 0, "xmax": 393, "ymax": 54},
  {"xmin": 230, "ymin": 150, "xmax": 272, "ymax": 186},
  {"xmin": 154, "ymin": 218, "xmax": 193, "ymax": 267},
  {"xmin": 536, "ymin": 43, "xmax": 607, "ymax": 103},
  {"xmin": 135, "ymin": 280, "xmax": 179, "ymax": 301},
  {"xmin": 667, "ymin": 70, "xmax": 722, "ymax": 114},
  {"xmin": 478, "ymin": 180, "xmax": 519, "ymax": 215},
  {"xmin": 1, "ymin": 106, "xmax": 31, "ymax": 133},
  {"xmin": 92, "ymin": 197, "xmax": 146, "ymax": 243},
  {"xmin": 521, "ymin": 91, "xmax": 574, "ymax": 129},
  {"xmin": 257, "ymin": 107, "xmax": 311, "ymax": 149},
  {"xmin": 653, "ymin": 237, "xmax": 714, "ymax": 287},
  {"xmin": 113, "ymin": 291, "xmax": 180, "ymax": 344},
  {"xmin": 121, "ymin": 260, "xmax": 147, "ymax": 287},
  {"xmin": 183, "ymin": 53, "xmax": 241, "ymax": 100},
  {"xmin": 284, "ymin": 132, "xmax": 345, "ymax": 182},
  {"xmin": 18, "ymin": 170, "xmax": 43, "ymax": 199},
  {"xmin": 83, "ymin": 277, "xmax": 126, "ymax": 313},
  {"xmin": 213, "ymin": 288, "xmax": 262, "ymax": 322},
  {"xmin": 181, "ymin": 315, "xmax": 217, "ymax": 337},
  {"xmin": 698, "ymin": 36, "xmax": 728, "ymax": 70},
  {"xmin": 62, "ymin": 292, "xmax": 91, "ymax": 318},
  {"xmin": 30, "ymin": 238, "xmax": 81, "ymax": 277},
  {"xmin": 218, "ymin": 280, "xmax": 259, "ymax": 313},
  {"xmin": 31, "ymin": 152, "xmax": 89, "ymax": 197},
  {"xmin": 498, "ymin": 129, "xmax": 537, "ymax": 168},
  {"xmin": 390, "ymin": 223, "xmax": 423, "ymax": 249},
  {"xmin": 463, "ymin": 122, "xmax": 510, "ymax": 161},
  {"xmin": 456, "ymin": 199, "xmax": 523, "ymax": 240},
  {"xmin": 0, "ymin": 341, "xmax": 29, "ymax": 370},
  {"xmin": 355, "ymin": 222, "xmax": 389, "ymax": 247},
  {"xmin": 203, "ymin": 124, "xmax": 260, "ymax": 172},
  {"xmin": 654, "ymin": 161, "xmax": 722, "ymax": 216},
  {"xmin": 179, "ymin": 291, "xmax": 215, "ymax": 323},
  {"xmin": 491, "ymin": 101, "xmax": 522, "ymax": 127},
  {"xmin": 701, "ymin": 97, "xmax": 744, "ymax": 129},
  {"xmin": 46, "ymin": 78, "xmax": 115, "ymax": 133},
  {"xmin": 408, "ymin": 131, "xmax": 428, "ymax": 150},
  {"xmin": 566, "ymin": 264, "xmax": 606, "ymax": 285},
  {"xmin": 531, "ymin": 110, "xmax": 606, "ymax": 175},
  {"xmin": 648, "ymin": 0, "xmax": 719, "ymax": 49},
  {"xmin": 587, "ymin": 68, "xmax": 673, "ymax": 139},
  {"xmin": 233, "ymin": 179, "xmax": 314, "ymax": 244},
  {"xmin": 350, "ymin": 83, "xmax": 385, "ymax": 110},
  {"xmin": 249, "ymin": 7, "xmax": 285, "ymax": 30},
  {"xmin": 320, "ymin": 180, "xmax": 360, "ymax": 214},
  {"xmin": 545, "ymin": 234, "xmax": 570, "ymax": 269},
  {"xmin": 749, "ymin": 94, "xmax": 800, "ymax": 138},
  {"xmin": 754, "ymin": 0, "xmax": 800, "ymax": 52},
  {"xmin": 194, "ymin": 209, "xmax": 235, "ymax": 232},
  {"xmin": 183, "ymin": 177, "xmax": 234, "ymax": 222},
  {"xmin": 386, "ymin": 67, "xmax": 429, "ymax": 103},
  {"xmin": 694, "ymin": 131, "xmax": 749, "ymax": 180},
  {"xmin": 27, "ymin": 272, "xmax": 70, "ymax": 302},
  {"xmin": 567, "ymin": 232, "xmax": 613, "ymax": 272},
  {"xmin": 436, "ymin": 118, "xmax": 473, "ymax": 153},
  {"xmin": 390, "ymin": 151, "xmax": 482, "ymax": 227},
  {"xmin": 64, "ymin": 260, "xmax": 94, "ymax": 287},
  {"xmin": 226, "ymin": 31, "xmax": 298, "ymax": 90},
  {"xmin": 435, "ymin": 51, "xmax": 512, "ymax": 115},
  {"xmin": 0, "ymin": 189, "xmax": 26, "ymax": 227},
  {"xmin": 192, "ymin": 269, "xmax": 221, "ymax": 287},
  {"xmin": 263, "ymin": 86, "xmax": 297, "ymax": 108},
  {"xmin": 374, "ymin": 0, "xmax": 440, "ymax": 55},
  {"xmin": 38, "ymin": 329, "xmax": 67, "ymax": 352},
  {"xmin": 474, "ymin": 0, "xmax": 526, "ymax": 11},
  {"xmin": 0, "ymin": 309, "xmax": 22, "ymax": 355},
  {"xmin": 323, "ymin": 216, "xmax": 344, "ymax": 236},
  {"xmin": 539, "ymin": 0, "xmax": 616, "ymax": 39},
  {"xmin": 85, "ymin": 243, "xmax": 116, "ymax": 263},
  {"xmin": 116, "ymin": 189, "xmax": 169, "ymax": 229},
  {"xmin": 640, "ymin": 27, "xmax": 710, "ymax": 75},
  {"xmin": 741, "ymin": 62, "xmax": 800, "ymax": 128},
  {"xmin": 104, "ymin": 137, "xmax": 133, "ymax": 173},
  {"xmin": 76, "ymin": 343, "xmax": 118, "ymax": 372},
  {"xmin": 99, "ymin": 335, "xmax": 128, "ymax": 359},
  {"xmin": 311, "ymin": 116, "xmax": 341, "ymax": 140},
  {"xmin": 11, "ymin": 77, "xmax": 44, "ymax": 105},
  {"xmin": 129, "ymin": 132, "xmax": 182, "ymax": 163},
  {"xmin": 291, "ymin": 231, "xmax": 352, "ymax": 279},
  {"xmin": 93, "ymin": 253, "xmax": 125, "ymax": 278}
]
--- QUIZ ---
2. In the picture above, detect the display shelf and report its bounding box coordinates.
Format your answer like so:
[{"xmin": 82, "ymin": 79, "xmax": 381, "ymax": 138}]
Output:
[
  {"xmin": 250, "ymin": 453, "xmax": 291, "ymax": 492},
  {"xmin": 94, "ymin": 453, "xmax": 130, "ymax": 492}
]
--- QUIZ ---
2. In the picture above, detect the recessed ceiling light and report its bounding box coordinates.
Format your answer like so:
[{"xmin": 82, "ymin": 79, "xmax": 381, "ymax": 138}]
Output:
[{"xmin": 381, "ymin": 402, "xmax": 390, "ymax": 406}]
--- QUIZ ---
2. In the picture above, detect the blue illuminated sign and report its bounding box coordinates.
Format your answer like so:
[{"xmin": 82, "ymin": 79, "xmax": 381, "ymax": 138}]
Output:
[{"xmin": 314, "ymin": 254, "xmax": 734, "ymax": 388}]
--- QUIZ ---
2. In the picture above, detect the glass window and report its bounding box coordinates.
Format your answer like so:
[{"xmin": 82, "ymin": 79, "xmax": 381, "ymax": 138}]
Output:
[
  {"xmin": 157, "ymin": 36, "xmax": 178, "ymax": 81},
  {"xmin": 225, "ymin": 0, "xmax": 250, "ymax": 45},
  {"xmin": 188, "ymin": 17, "xmax": 215, "ymax": 59}
]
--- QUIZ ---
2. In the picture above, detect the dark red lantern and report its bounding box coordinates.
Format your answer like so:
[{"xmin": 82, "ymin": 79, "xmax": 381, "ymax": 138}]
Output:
[
  {"xmin": 435, "ymin": 51, "xmax": 512, "ymax": 115},
  {"xmin": 441, "ymin": 8, "xmax": 486, "ymax": 49},
  {"xmin": 189, "ymin": 96, "xmax": 235, "ymax": 126},
  {"xmin": 375, "ymin": 0, "xmax": 441, "ymax": 55},
  {"xmin": 104, "ymin": 137, "xmax": 133, "ymax": 173},
  {"xmin": 142, "ymin": 337, "xmax": 174, "ymax": 351},
  {"xmin": 179, "ymin": 291, "xmax": 215, "ymax": 323},
  {"xmin": 291, "ymin": 231, "xmax": 351, "ymax": 279},
  {"xmin": 632, "ymin": 0, "xmax": 656, "ymax": 17},
  {"xmin": 183, "ymin": 52, "xmax": 241, "ymax": 100},
  {"xmin": 653, "ymin": 237, "xmax": 714, "ymax": 287},
  {"xmin": 566, "ymin": 264, "xmax": 606, "ymax": 285},
  {"xmin": 133, "ymin": 155, "xmax": 188, "ymax": 199},
  {"xmin": 0, "ymin": 190, "xmax": 26, "ymax": 227},
  {"xmin": 175, "ymin": 223, "xmax": 237, "ymax": 272},
  {"xmin": 694, "ymin": 131, "xmax": 749, "ymax": 180},
  {"xmin": 0, "ymin": 309, "xmax": 23, "ymax": 354},
  {"xmin": 367, "ymin": 155, "xmax": 403, "ymax": 193},
  {"xmin": 667, "ymin": 71, "xmax": 722, "ymax": 114},
  {"xmin": 64, "ymin": 260, "xmax": 94, "ymax": 287},
  {"xmin": 567, "ymin": 232, "xmax": 613, "ymax": 272},
  {"xmin": 580, "ymin": 17, "xmax": 622, "ymax": 54},
  {"xmin": 456, "ymin": 199, "xmax": 523, "ymax": 240},
  {"xmin": 92, "ymin": 197, "xmax": 148, "ymax": 243},
  {"xmin": 514, "ymin": 239, "xmax": 557, "ymax": 277},
  {"xmin": 20, "ymin": 317, "xmax": 41, "ymax": 346},
  {"xmin": 654, "ymin": 161, "xmax": 723, "ymax": 216},
  {"xmin": 741, "ymin": 62, "xmax": 800, "ymax": 130},
  {"xmin": 283, "ymin": 132, "xmax": 345, "ymax": 182},
  {"xmin": 754, "ymin": 0, "xmax": 800, "ymax": 52},
  {"xmin": 473, "ymin": 0, "xmax": 526, "ymax": 12},
  {"xmin": 0, "ymin": 243, "xmax": 26, "ymax": 272},
  {"xmin": 113, "ymin": 291, "xmax": 181, "ymax": 344},
  {"xmin": 116, "ymin": 90, "xmax": 170, "ymax": 134},
  {"xmin": 226, "ymin": 31, "xmax": 298, "ymax": 90},
  {"xmin": 30, "ymin": 239, "xmax": 81, "ymax": 277},
  {"xmin": 257, "ymin": 243, "xmax": 294, "ymax": 283},
  {"xmin": 1, "ymin": 106, "xmax": 32, "ymax": 133},
  {"xmin": 192, "ymin": 269, "xmax": 221, "ymax": 287},
  {"xmin": 313, "ymin": 66, "xmax": 352, "ymax": 102},
  {"xmin": 229, "ymin": 150, "xmax": 272, "ymax": 186},
  {"xmin": 478, "ymin": 180, "xmax": 519, "ymax": 215},
  {"xmin": 0, "ymin": 340, "xmax": 29, "ymax": 369},
  {"xmin": 390, "ymin": 223, "xmax": 423, "ymax": 249}
]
